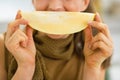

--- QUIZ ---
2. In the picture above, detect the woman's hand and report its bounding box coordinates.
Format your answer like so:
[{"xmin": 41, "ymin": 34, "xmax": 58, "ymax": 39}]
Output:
[
  {"xmin": 5, "ymin": 10, "xmax": 36, "ymax": 67},
  {"xmin": 83, "ymin": 13, "xmax": 114, "ymax": 69},
  {"xmin": 5, "ymin": 10, "xmax": 36, "ymax": 79}
]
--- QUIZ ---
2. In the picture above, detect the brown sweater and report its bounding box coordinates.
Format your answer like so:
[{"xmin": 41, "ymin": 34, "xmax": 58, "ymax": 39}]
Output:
[{"xmin": 43, "ymin": 53, "xmax": 84, "ymax": 80}]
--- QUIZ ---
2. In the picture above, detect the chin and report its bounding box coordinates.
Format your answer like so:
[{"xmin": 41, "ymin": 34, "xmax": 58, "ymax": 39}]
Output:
[{"xmin": 46, "ymin": 34, "xmax": 69, "ymax": 39}]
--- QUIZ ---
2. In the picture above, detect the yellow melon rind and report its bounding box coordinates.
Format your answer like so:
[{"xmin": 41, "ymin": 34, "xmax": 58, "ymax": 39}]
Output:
[{"xmin": 21, "ymin": 11, "xmax": 95, "ymax": 34}]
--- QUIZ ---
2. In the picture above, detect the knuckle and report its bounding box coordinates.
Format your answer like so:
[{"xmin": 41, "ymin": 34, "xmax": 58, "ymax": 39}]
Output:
[
  {"xmin": 16, "ymin": 19, "xmax": 25, "ymax": 24},
  {"xmin": 15, "ymin": 29, "xmax": 23, "ymax": 35},
  {"xmin": 98, "ymin": 33, "xmax": 103, "ymax": 37},
  {"xmin": 7, "ymin": 22, "xmax": 13, "ymax": 29},
  {"xmin": 16, "ymin": 19, "xmax": 21, "ymax": 23},
  {"xmin": 7, "ymin": 21, "xmax": 17, "ymax": 31},
  {"xmin": 96, "ymin": 33, "xmax": 103, "ymax": 40},
  {"xmin": 97, "ymin": 41, "xmax": 103, "ymax": 48},
  {"xmin": 103, "ymin": 24, "xmax": 108, "ymax": 30},
  {"xmin": 16, "ymin": 29, "xmax": 21, "ymax": 33},
  {"xmin": 96, "ymin": 22, "xmax": 101, "ymax": 28},
  {"xmin": 98, "ymin": 22, "xmax": 102, "ymax": 27},
  {"xmin": 5, "ymin": 39, "xmax": 18, "ymax": 53}
]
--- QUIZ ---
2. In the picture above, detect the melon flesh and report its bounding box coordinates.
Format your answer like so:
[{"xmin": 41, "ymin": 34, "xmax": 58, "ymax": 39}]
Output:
[{"xmin": 21, "ymin": 11, "xmax": 95, "ymax": 34}]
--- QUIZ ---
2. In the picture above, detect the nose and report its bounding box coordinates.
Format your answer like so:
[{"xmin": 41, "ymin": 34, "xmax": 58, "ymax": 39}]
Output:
[{"xmin": 48, "ymin": 0, "xmax": 64, "ymax": 11}]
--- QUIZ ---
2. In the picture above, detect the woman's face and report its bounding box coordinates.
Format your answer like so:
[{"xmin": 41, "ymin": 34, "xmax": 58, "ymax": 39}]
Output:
[
  {"xmin": 33, "ymin": 0, "xmax": 89, "ymax": 12},
  {"xmin": 32, "ymin": 0, "xmax": 90, "ymax": 39}
]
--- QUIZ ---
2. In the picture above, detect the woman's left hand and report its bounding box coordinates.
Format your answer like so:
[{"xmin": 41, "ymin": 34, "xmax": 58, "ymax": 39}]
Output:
[{"xmin": 83, "ymin": 13, "xmax": 114, "ymax": 69}]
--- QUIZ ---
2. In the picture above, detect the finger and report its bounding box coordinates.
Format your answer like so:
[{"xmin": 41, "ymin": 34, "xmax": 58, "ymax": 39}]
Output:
[
  {"xmin": 15, "ymin": 10, "xmax": 22, "ymax": 20},
  {"xmin": 92, "ymin": 33, "xmax": 113, "ymax": 47},
  {"xmin": 88, "ymin": 21, "xmax": 112, "ymax": 41},
  {"xmin": 14, "ymin": 10, "xmax": 22, "ymax": 31},
  {"xmin": 6, "ymin": 19, "xmax": 28, "ymax": 40},
  {"xmin": 6, "ymin": 29, "xmax": 28, "ymax": 52},
  {"xmin": 84, "ymin": 26, "xmax": 93, "ymax": 47},
  {"xmin": 26, "ymin": 26, "xmax": 33, "ymax": 40},
  {"xmin": 9, "ymin": 19, "xmax": 28, "ymax": 29},
  {"xmin": 9, "ymin": 29, "xmax": 28, "ymax": 48},
  {"xmin": 91, "ymin": 41, "xmax": 112, "ymax": 57},
  {"xmin": 25, "ymin": 26, "xmax": 34, "ymax": 47},
  {"xmin": 94, "ymin": 12, "xmax": 102, "ymax": 22},
  {"xmin": 88, "ymin": 21, "xmax": 106, "ymax": 32}
]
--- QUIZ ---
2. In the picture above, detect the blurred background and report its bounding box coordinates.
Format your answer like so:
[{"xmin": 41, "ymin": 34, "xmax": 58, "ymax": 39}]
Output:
[{"xmin": 0, "ymin": 0, "xmax": 120, "ymax": 80}]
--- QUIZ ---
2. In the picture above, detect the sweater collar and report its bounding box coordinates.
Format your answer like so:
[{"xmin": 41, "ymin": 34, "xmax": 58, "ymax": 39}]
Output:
[{"xmin": 34, "ymin": 31, "xmax": 74, "ymax": 60}]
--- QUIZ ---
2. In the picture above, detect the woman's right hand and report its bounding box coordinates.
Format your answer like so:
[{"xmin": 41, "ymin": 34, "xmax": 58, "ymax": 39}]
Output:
[{"xmin": 5, "ymin": 10, "xmax": 36, "ymax": 67}]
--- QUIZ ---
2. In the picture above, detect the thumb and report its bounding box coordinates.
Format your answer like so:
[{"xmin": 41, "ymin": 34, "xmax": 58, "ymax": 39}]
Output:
[
  {"xmin": 84, "ymin": 26, "xmax": 93, "ymax": 46},
  {"xmin": 26, "ymin": 26, "xmax": 34, "ymax": 44},
  {"xmin": 25, "ymin": 26, "xmax": 36, "ymax": 54}
]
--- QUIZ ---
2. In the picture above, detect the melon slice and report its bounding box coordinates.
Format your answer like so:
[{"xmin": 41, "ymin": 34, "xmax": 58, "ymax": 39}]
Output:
[{"xmin": 21, "ymin": 11, "xmax": 95, "ymax": 34}]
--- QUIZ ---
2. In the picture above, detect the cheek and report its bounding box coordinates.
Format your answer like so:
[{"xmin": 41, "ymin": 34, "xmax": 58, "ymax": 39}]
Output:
[{"xmin": 64, "ymin": 1, "xmax": 85, "ymax": 12}]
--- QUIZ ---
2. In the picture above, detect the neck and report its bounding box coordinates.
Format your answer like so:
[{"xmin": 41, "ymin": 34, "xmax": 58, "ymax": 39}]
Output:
[{"xmin": 34, "ymin": 31, "xmax": 74, "ymax": 60}]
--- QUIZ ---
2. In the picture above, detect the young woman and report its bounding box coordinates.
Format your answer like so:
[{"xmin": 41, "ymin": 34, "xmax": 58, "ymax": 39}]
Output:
[{"xmin": 0, "ymin": 0, "xmax": 113, "ymax": 80}]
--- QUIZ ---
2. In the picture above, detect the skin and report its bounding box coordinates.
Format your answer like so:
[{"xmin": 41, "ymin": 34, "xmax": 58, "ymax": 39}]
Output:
[{"xmin": 0, "ymin": 0, "xmax": 113, "ymax": 80}]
